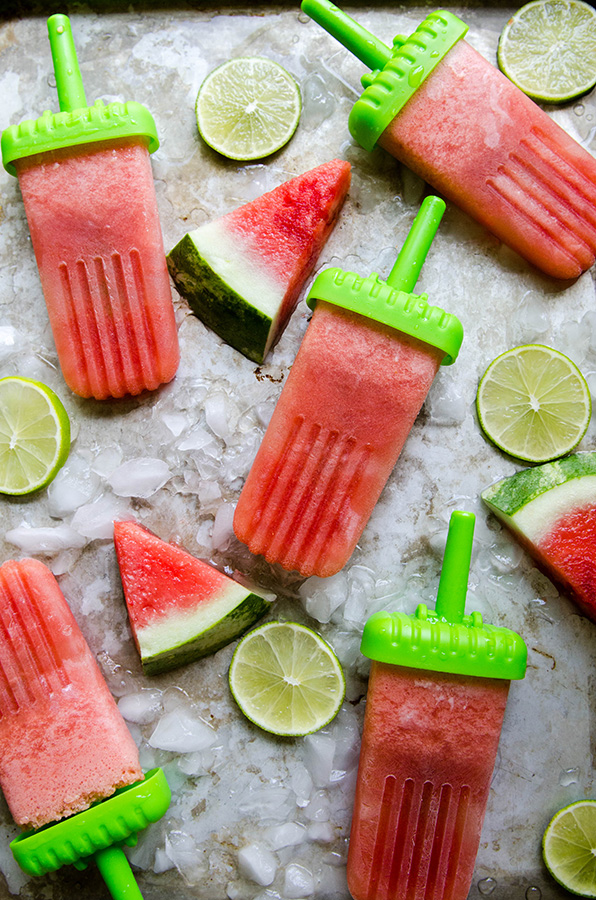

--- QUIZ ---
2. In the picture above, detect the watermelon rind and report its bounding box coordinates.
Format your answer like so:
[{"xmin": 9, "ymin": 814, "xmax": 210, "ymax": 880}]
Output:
[
  {"xmin": 481, "ymin": 451, "xmax": 596, "ymax": 621},
  {"xmin": 139, "ymin": 587, "xmax": 272, "ymax": 676},
  {"xmin": 167, "ymin": 230, "xmax": 278, "ymax": 364},
  {"xmin": 482, "ymin": 451, "xmax": 596, "ymax": 542}
]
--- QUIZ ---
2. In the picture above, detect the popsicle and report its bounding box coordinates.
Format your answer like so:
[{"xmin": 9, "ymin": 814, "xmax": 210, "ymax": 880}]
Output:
[
  {"xmin": 300, "ymin": 0, "xmax": 596, "ymax": 281},
  {"xmin": 1, "ymin": 15, "xmax": 179, "ymax": 400},
  {"xmin": 233, "ymin": 196, "xmax": 463, "ymax": 578},
  {"xmin": 347, "ymin": 511, "xmax": 527, "ymax": 900},
  {"xmin": 0, "ymin": 557, "xmax": 170, "ymax": 899}
]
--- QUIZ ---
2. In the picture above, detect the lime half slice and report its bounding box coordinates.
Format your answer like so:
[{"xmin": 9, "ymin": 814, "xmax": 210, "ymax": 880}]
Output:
[
  {"xmin": 543, "ymin": 800, "xmax": 596, "ymax": 897},
  {"xmin": 196, "ymin": 57, "xmax": 301, "ymax": 161},
  {"xmin": 498, "ymin": 0, "xmax": 596, "ymax": 103},
  {"xmin": 476, "ymin": 344, "xmax": 591, "ymax": 464},
  {"xmin": 0, "ymin": 377, "xmax": 71, "ymax": 495},
  {"xmin": 229, "ymin": 621, "xmax": 345, "ymax": 736}
]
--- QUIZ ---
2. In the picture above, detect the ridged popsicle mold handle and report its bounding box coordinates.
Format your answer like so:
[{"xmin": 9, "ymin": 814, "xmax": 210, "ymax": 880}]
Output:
[
  {"xmin": 360, "ymin": 510, "xmax": 527, "ymax": 679},
  {"xmin": 306, "ymin": 268, "xmax": 463, "ymax": 365},
  {"xmin": 1, "ymin": 15, "xmax": 160, "ymax": 176},
  {"xmin": 349, "ymin": 10, "xmax": 469, "ymax": 151},
  {"xmin": 360, "ymin": 606, "xmax": 527, "ymax": 679},
  {"xmin": 11, "ymin": 768, "xmax": 170, "ymax": 890}
]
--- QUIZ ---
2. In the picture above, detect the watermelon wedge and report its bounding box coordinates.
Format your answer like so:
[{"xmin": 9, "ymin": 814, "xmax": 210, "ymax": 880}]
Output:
[
  {"xmin": 166, "ymin": 159, "xmax": 351, "ymax": 363},
  {"xmin": 481, "ymin": 452, "xmax": 596, "ymax": 622},
  {"xmin": 113, "ymin": 521, "xmax": 273, "ymax": 674}
]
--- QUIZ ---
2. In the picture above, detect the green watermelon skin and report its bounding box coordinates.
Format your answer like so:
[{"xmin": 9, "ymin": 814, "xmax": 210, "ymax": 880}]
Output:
[
  {"xmin": 482, "ymin": 452, "xmax": 596, "ymax": 622},
  {"xmin": 140, "ymin": 590, "xmax": 271, "ymax": 675},
  {"xmin": 167, "ymin": 233, "xmax": 272, "ymax": 363},
  {"xmin": 114, "ymin": 521, "xmax": 272, "ymax": 675},
  {"xmin": 166, "ymin": 159, "xmax": 351, "ymax": 363}
]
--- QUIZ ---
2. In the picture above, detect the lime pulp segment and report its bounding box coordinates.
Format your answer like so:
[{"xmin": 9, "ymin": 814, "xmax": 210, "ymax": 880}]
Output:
[
  {"xmin": 196, "ymin": 57, "xmax": 301, "ymax": 161},
  {"xmin": 497, "ymin": 0, "xmax": 596, "ymax": 103},
  {"xmin": 543, "ymin": 800, "xmax": 596, "ymax": 897},
  {"xmin": 476, "ymin": 345, "xmax": 591, "ymax": 464},
  {"xmin": 229, "ymin": 621, "xmax": 345, "ymax": 736},
  {"xmin": 0, "ymin": 377, "xmax": 70, "ymax": 495}
]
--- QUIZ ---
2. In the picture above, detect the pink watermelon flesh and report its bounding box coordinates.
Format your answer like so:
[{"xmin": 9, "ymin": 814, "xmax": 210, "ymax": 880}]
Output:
[
  {"xmin": 223, "ymin": 158, "xmax": 351, "ymax": 316},
  {"xmin": 166, "ymin": 159, "xmax": 351, "ymax": 363},
  {"xmin": 234, "ymin": 302, "xmax": 443, "ymax": 577},
  {"xmin": 0, "ymin": 558, "xmax": 142, "ymax": 830},
  {"xmin": 114, "ymin": 520, "xmax": 271, "ymax": 674},
  {"xmin": 16, "ymin": 140, "xmax": 179, "ymax": 400},
  {"xmin": 536, "ymin": 505, "xmax": 596, "ymax": 621},
  {"xmin": 347, "ymin": 662, "xmax": 509, "ymax": 900},
  {"xmin": 379, "ymin": 40, "xmax": 596, "ymax": 280}
]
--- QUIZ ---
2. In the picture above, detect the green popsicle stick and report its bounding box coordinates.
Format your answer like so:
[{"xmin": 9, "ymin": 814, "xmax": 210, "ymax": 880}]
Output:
[
  {"xmin": 11, "ymin": 768, "xmax": 170, "ymax": 900},
  {"xmin": 434, "ymin": 510, "xmax": 475, "ymax": 624},
  {"xmin": 359, "ymin": 511, "xmax": 528, "ymax": 680},
  {"xmin": 386, "ymin": 196, "xmax": 446, "ymax": 294},
  {"xmin": 47, "ymin": 14, "xmax": 87, "ymax": 112},
  {"xmin": 1, "ymin": 14, "xmax": 159, "ymax": 176},
  {"xmin": 306, "ymin": 195, "xmax": 463, "ymax": 366},
  {"xmin": 94, "ymin": 846, "xmax": 144, "ymax": 900},
  {"xmin": 300, "ymin": 0, "xmax": 391, "ymax": 71}
]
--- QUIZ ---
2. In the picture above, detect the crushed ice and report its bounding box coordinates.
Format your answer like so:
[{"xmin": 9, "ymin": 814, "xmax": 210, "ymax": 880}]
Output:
[{"xmin": 1, "ymin": 6, "xmax": 595, "ymax": 895}]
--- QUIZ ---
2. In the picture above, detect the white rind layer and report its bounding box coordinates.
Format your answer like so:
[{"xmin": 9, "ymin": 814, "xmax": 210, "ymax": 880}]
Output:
[
  {"xmin": 137, "ymin": 581, "xmax": 250, "ymax": 657},
  {"xmin": 191, "ymin": 220, "xmax": 284, "ymax": 320},
  {"xmin": 512, "ymin": 475, "xmax": 596, "ymax": 543}
]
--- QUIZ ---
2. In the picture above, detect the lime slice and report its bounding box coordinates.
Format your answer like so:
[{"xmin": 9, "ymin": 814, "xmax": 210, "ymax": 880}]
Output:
[
  {"xmin": 476, "ymin": 344, "xmax": 591, "ymax": 464},
  {"xmin": 195, "ymin": 57, "xmax": 301, "ymax": 161},
  {"xmin": 497, "ymin": 0, "xmax": 596, "ymax": 103},
  {"xmin": 543, "ymin": 800, "xmax": 596, "ymax": 897},
  {"xmin": 0, "ymin": 377, "xmax": 71, "ymax": 496},
  {"xmin": 228, "ymin": 621, "xmax": 345, "ymax": 736}
]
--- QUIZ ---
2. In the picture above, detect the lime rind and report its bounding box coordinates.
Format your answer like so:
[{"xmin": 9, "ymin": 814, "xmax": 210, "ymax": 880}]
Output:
[
  {"xmin": 0, "ymin": 377, "xmax": 70, "ymax": 496},
  {"xmin": 196, "ymin": 57, "xmax": 301, "ymax": 161},
  {"xmin": 476, "ymin": 344, "xmax": 591, "ymax": 464},
  {"xmin": 543, "ymin": 800, "xmax": 596, "ymax": 897},
  {"xmin": 229, "ymin": 621, "xmax": 345, "ymax": 737},
  {"xmin": 497, "ymin": 0, "xmax": 596, "ymax": 103}
]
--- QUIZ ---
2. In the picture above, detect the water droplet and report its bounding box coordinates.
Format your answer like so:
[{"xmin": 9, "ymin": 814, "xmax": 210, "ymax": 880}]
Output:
[
  {"xmin": 526, "ymin": 887, "xmax": 541, "ymax": 900},
  {"xmin": 478, "ymin": 877, "xmax": 497, "ymax": 895},
  {"xmin": 408, "ymin": 65, "xmax": 425, "ymax": 88},
  {"xmin": 559, "ymin": 766, "xmax": 580, "ymax": 786},
  {"xmin": 47, "ymin": 74, "xmax": 57, "ymax": 89},
  {"xmin": 575, "ymin": 103, "xmax": 585, "ymax": 116}
]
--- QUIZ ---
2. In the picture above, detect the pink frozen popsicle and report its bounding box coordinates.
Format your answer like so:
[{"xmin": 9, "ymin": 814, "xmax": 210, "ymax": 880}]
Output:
[
  {"xmin": 347, "ymin": 511, "xmax": 527, "ymax": 900},
  {"xmin": 234, "ymin": 196, "xmax": 463, "ymax": 577},
  {"xmin": 1, "ymin": 15, "xmax": 179, "ymax": 400},
  {"xmin": 0, "ymin": 557, "xmax": 142, "ymax": 831},
  {"xmin": 301, "ymin": 1, "xmax": 596, "ymax": 281}
]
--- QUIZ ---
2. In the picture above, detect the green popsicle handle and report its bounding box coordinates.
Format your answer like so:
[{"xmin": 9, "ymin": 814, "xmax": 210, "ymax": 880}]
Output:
[
  {"xmin": 300, "ymin": 0, "xmax": 391, "ymax": 71},
  {"xmin": 435, "ymin": 510, "xmax": 475, "ymax": 625},
  {"xmin": 47, "ymin": 14, "xmax": 87, "ymax": 112},
  {"xmin": 94, "ymin": 847, "xmax": 144, "ymax": 900},
  {"xmin": 386, "ymin": 196, "xmax": 446, "ymax": 294}
]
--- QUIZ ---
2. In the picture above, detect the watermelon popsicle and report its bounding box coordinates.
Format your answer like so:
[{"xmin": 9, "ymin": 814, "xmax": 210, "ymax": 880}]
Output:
[
  {"xmin": 0, "ymin": 558, "xmax": 170, "ymax": 899},
  {"xmin": 301, "ymin": 0, "xmax": 596, "ymax": 281},
  {"xmin": 234, "ymin": 195, "xmax": 463, "ymax": 578},
  {"xmin": 1, "ymin": 15, "xmax": 179, "ymax": 400},
  {"xmin": 348, "ymin": 511, "xmax": 527, "ymax": 900}
]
